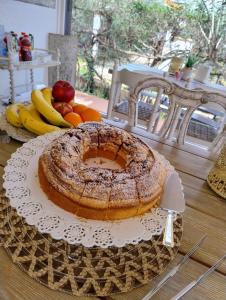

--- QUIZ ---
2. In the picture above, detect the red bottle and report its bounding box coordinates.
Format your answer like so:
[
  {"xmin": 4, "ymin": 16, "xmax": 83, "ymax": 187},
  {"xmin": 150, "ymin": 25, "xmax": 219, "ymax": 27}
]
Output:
[
  {"xmin": 20, "ymin": 34, "xmax": 32, "ymax": 61},
  {"xmin": 18, "ymin": 32, "xmax": 24, "ymax": 61},
  {"xmin": 18, "ymin": 32, "xmax": 26, "ymax": 46}
]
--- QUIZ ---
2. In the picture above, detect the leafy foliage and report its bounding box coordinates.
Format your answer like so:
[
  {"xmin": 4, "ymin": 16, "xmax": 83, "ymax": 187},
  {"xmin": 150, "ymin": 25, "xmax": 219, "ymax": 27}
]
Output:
[
  {"xmin": 72, "ymin": 0, "xmax": 226, "ymax": 96},
  {"xmin": 185, "ymin": 55, "xmax": 199, "ymax": 68}
]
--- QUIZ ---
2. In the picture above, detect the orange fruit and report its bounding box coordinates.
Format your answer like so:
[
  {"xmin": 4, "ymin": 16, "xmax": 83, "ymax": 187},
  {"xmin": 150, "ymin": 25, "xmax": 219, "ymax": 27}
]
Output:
[
  {"xmin": 64, "ymin": 112, "xmax": 82, "ymax": 127},
  {"xmin": 72, "ymin": 104, "xmax": 88, "ymax": 114},
  {"xmin": 80, "ymin": 108, "xmax": 102, "ymax": 122}
]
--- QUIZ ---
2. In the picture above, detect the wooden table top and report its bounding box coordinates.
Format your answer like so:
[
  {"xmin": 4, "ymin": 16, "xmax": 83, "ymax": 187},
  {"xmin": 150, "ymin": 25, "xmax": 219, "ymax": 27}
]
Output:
[{"xmin": 0, "ymin": 133, "xmax": 226, "ymax": 300}]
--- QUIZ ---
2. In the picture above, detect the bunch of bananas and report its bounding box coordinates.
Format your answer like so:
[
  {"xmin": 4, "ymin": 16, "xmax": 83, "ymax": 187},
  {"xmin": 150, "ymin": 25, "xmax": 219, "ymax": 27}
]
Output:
[{"xmin": 5, "ymin": 88, "xmax": 71, "ymax": 136}]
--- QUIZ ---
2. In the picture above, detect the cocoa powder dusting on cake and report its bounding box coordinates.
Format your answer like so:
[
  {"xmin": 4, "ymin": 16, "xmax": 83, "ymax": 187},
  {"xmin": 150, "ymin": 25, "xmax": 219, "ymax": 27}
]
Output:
[
  {"xmin": 39, "ymin": 123, "xmax": 166, "ymax": 220},
  {"xmin": 109, "ymin": 179, "xmax": 139, "ymax": 207},
  {"xmin": 136, "ymin": 173, "xmax": 161, "ymax": 202},
  {"xmin": 82, "ymin": 181, "xmax": 111, "ymax": 201},
  {"xmin": 79, "ymin": 168, "xmax": 113, "ymax": 183}
]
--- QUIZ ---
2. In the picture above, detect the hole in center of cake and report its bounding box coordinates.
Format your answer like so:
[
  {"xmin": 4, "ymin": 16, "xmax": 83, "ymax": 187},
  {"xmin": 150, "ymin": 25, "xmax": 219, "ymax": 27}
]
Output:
[
  {"xmin": 83, "ymin": 149, "xmax": 125, "ymax": 170},
  {"xmin": 83, "ymin": 157, "xmax": 123, "ymax": 170}
]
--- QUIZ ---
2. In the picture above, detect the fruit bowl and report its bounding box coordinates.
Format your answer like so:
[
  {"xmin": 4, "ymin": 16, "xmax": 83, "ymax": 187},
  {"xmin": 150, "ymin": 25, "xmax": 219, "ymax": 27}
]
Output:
[
  {"xmin": 0, "ymin": 112, "xmax": 37, "ymax": 142},
  {"xmin": 2, "ymin": 83, "xmax": 102, "ymax": 140}
]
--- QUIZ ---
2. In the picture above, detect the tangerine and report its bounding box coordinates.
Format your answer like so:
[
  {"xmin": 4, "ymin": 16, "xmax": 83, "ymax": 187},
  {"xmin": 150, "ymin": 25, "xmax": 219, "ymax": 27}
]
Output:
[
  {"xmin": 64, "ymin": 112, "xmax": 82, "ymax": 127},
  {"xmin": 80, "ymin": 108, "xmax": 102, "ymax": 122},
  {"xmin": 72, "ymin": 104, "xmax": 88, "ymax": 114}
]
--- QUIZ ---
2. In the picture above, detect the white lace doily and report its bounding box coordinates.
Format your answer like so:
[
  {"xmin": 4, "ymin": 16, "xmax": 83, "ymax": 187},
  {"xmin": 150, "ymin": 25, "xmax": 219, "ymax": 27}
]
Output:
[
  {"xmin": 3, "ymin": 131, "xmax": 184, "ymax": 248},
  {"xmin": 0, "ymin": 112, "xmax": 37, "ymax": 142}
]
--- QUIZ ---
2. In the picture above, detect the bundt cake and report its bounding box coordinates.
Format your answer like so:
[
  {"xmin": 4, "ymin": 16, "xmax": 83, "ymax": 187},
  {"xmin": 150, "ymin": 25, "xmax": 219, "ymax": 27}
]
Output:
[{"xmin": 38, "ymin": 122, "xmax": 167, "ymax": 220}]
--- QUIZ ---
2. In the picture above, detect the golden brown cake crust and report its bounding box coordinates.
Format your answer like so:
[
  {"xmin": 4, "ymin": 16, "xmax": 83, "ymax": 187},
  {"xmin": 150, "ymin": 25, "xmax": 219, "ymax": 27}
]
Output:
[
  {"xmin": 38, "ymin": 122, "xmax": 167, "ymax": 220},
  {"xmin": 39, "ymin": 162, "xmax": 161, "ymax": 220}
]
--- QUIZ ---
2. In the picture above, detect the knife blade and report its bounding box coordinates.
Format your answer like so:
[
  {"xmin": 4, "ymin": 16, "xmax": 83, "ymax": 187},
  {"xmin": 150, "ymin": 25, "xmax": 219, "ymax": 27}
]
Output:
[{"xmin": 160, "ymin": 172, "xmax": 185, "ymax": 247}]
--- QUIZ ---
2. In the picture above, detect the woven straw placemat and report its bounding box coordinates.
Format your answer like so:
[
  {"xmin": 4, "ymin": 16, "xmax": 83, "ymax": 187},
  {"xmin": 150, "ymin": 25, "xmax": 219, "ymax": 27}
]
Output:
[{"xmin": 0, "ymin": 192, "xmax": 183, "ymax": 297}]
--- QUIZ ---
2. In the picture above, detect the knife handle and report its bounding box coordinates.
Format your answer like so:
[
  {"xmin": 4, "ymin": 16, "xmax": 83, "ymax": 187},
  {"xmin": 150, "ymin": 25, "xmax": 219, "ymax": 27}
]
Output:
[{"xmin": 163, "ymin": 210, "xmax": 174, "ymax": 248}]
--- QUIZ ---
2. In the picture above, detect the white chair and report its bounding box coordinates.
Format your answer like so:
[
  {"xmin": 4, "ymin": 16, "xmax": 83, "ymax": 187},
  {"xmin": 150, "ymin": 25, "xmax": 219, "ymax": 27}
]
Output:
[
  {"xmin": 108, "ymin": 71, "xmax": 226, "ymax": 152},
  {"xmin": 107, "ymin": 62, "xmax": 226, "ymax": 152},
  {"xmin": 107, "ymin": 62, "xmax": 169, "ymax": 131},
  {"xmin": 127, "ymin": 76, "xmax": 174, "ymax": 132}
]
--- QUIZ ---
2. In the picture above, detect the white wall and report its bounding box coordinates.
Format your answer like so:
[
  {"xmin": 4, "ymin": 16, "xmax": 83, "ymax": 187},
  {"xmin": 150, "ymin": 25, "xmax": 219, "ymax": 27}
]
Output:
[{"xmin": 0, "ymin": 0, "xmax": 65, "ymax": 99}]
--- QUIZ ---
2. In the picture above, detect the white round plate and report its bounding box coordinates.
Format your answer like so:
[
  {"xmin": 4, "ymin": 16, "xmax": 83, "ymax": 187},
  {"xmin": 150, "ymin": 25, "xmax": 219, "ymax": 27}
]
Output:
[{"xmin": 3, "ymin": 131, "xmax": 184, "ymax": 248}]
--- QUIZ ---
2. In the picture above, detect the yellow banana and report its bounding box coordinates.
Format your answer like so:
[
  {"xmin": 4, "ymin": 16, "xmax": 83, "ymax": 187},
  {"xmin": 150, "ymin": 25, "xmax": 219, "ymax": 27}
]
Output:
[
  {"xmin": 31, "ymin": 90, "xmax": 71, "ymax": 127},
  {"xmin": 5, "ymin": 103, "xmax": 24, "ymax": 128},
  {"xmin": 19, "ymin": 107, "xmax": 61, "ymax": 135},
  {"xmin": 41, "ymin": 87, "xmax": 52, "ymax": 105},
  {"xmin": 25, "ymin": 103, "xmax": 42, "ymax": 121}
]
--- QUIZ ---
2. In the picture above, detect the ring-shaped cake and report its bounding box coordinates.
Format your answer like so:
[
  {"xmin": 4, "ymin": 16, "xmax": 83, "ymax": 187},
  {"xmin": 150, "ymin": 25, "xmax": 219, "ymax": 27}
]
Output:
[{"xmin": 38, "ymin": 122, "xmax": 167, "ymax": 220}]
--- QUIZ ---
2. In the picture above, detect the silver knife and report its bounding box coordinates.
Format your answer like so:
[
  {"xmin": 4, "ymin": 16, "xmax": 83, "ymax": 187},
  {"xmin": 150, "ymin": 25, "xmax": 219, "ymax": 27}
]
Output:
[
  {"xmin": 141, "ymin": 235, "xmax": 207, "ymax": 300},
  {"xmin": 170, "ymin": 253, "xmax": 226, "ymax": 300},
  {"xmin": 161, "ymin": 172, "xmax": 185, "ymax": 248}
]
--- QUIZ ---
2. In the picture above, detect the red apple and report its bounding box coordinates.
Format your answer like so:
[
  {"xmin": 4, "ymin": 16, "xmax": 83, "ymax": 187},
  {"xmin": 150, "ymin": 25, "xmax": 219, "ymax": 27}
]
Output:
[
  {"xmin": 52, "ymin": 80, "xmax": 75, "ymax": 103},
  {"xmin": 53, "ymin": 102, "xmax": 73, "ymax": 116}
]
